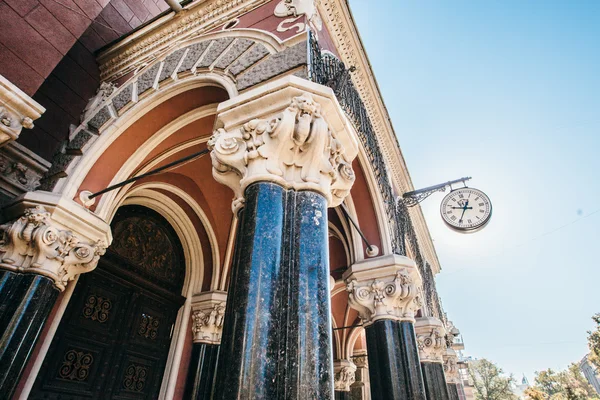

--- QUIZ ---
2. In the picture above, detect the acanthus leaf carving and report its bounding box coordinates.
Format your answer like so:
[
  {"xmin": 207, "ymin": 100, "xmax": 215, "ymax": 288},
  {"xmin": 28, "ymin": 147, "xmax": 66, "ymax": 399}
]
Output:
[
  {"xmin": 191, "ymin": 300, "xmax": 226, "ymax": 344},
  {"xmin": 208, "ymin": 92, "xmax": 355, "ymax": 212},
  {"xmin": 333, "ymin": 360, "xmax": 356, "ymax": 392},
  {"xmin": 415, "ymin": 317, "xmax": 447, "ymax": 363},
  {"xmin": 443, "ymin": 347, "xmax": 461, "ymax": 384},
  {"xmin": 0, "ymin": 206, "xmax": 107, "ymax": 291},
  {"xmin": 344, "ymin": 256, "xmax": 422, "ymax": 326}
]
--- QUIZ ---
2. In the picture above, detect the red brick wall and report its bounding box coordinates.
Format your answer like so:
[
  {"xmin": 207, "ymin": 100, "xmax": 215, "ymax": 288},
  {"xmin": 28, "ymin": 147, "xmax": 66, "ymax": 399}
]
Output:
[{"xmin": 6, "ymin": 0, "xmax": 170, "ymax": 161}]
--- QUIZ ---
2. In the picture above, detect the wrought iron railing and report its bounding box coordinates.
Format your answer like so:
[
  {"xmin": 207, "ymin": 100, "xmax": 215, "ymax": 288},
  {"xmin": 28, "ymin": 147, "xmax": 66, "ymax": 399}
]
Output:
[
  {"xmin": 307, "ymin": 31, "xmax": 447, "ymax": 325},
  {"xmin": 307, "ymin": 30, "xmax": 406, "ymax": 255}
]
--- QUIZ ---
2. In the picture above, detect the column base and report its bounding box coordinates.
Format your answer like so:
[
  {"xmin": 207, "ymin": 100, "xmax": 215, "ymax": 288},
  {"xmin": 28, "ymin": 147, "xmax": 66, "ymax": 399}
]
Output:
[
  {"xmin": 421, "ymin": 362, "xmax": 450, "ymax": 400},
  {"xmin": 0, "ymin": 270, "xmax": 59, "ymax": 397}
]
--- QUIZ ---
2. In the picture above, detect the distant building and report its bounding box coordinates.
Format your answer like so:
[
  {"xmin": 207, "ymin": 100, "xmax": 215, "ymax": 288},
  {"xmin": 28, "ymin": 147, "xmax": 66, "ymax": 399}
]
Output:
[
  {"xmin": 580, "ymin": 354, "xmax": 600, "ymax": 394},
  {"xmin": 512, "ymin": 375, "xmax": 530, "ymax": 399}
]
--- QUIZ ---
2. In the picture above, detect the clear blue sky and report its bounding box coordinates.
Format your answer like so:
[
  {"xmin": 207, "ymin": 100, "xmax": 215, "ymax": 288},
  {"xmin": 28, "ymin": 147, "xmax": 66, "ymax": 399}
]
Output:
[{"xmin": 349, "ymin": 0, "xmax": 600, "ymax": 381}]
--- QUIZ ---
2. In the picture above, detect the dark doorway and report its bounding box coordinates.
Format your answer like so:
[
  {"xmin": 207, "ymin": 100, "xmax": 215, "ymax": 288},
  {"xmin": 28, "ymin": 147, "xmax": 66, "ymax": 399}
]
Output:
[{"xmin": 31, "ymin": 206, "xmax": 186, "ymax": 399}]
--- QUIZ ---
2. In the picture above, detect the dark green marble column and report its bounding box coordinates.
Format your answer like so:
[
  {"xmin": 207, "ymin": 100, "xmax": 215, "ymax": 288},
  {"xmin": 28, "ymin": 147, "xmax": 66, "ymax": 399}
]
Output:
[
  {"xmin": 184, "ymin": 343, "xmax": 220, "ymax": 399},
  {"xmin": 448, "ymin": 382, "xmax": 461, "ymax": 400},
  {"xmin": 213, "ymin": 183, "xmax": 334, "ymax": 399},
  {"xmin": 0, "ymin": 271, "xmax": 59, "ymax": 397}
]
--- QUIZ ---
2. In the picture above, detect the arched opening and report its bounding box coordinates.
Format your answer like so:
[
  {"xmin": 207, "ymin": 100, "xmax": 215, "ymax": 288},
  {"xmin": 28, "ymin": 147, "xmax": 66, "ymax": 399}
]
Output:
[{"xmin": 30, "ymin": 205, "xmax": 186, "ymax": 399}]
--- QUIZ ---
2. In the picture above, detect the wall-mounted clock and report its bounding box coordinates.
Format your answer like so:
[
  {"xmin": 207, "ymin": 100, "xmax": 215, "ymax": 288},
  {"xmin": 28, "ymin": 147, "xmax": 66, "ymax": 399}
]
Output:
[{"xmin": 440, "ymin": 187, "xmax": 492, "ymax": 233}]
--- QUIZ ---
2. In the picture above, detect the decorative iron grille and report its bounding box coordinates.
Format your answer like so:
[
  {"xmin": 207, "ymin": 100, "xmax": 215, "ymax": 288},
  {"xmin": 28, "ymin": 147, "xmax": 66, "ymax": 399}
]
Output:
[
  {"xmin": 307, "ymin": 30, "xmax": 406, "ymax": 255},
  {"xmin": 307, "ymin": 31, "xmax": 447, "ymax": 324}
]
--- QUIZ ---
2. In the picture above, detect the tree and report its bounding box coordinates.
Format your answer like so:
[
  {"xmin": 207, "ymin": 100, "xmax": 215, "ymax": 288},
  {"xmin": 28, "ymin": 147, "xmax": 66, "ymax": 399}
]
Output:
[
  {"xmin": 530, "ymin": 364, "xmax": 599, "ymax": 400},
  {"xmin": 588, "ymin": 313, "xmax": 600, "ymax": 370},
  {"xmin": 524, "ymin": 387, "xmax": 546, "ymax": 400},
  {"xmin": 468, "ymin": 358, "xmax": 517, "ymax": 400}
]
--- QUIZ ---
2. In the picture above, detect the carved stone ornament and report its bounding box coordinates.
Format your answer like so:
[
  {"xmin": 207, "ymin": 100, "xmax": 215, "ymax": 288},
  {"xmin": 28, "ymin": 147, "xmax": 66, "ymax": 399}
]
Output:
[
  {"xmin": 334, "ymin": 359, "xmax": 356, "ymax": 392},
  {"xmin": 0, "ymin": 206, "xmax": 107, "ymax": 290},
  {"xmin": 415, "ymin": 317, "xmax": 447, "ymax": 363},
  {"xmin": 190, "ymin": 291, "xmax": 227, "ymax": 344},
  {"xmin": 443, "ymin": 347, "xmax": 461, "ymax": 384},
  {"xmin": 208, "ymin": 76, "xmax": 358, "ymax": 212},
  {"xmin": 343, "ymin": 254, "xmax": 423, "ymax": 326},
  {"xmin": 81, "ymin": 82, "xmax": 117, "ymax": 125},
  {"xmin": 0, "ymin": 75, "xmax": 45, "ymax": 147},
  {"xmin": 352, "ymin": 350, "xmax": 368, "ymax": 369},
  {"xmin": 274, "ymin": 0, "xmax": 323, "ymax": 34}
]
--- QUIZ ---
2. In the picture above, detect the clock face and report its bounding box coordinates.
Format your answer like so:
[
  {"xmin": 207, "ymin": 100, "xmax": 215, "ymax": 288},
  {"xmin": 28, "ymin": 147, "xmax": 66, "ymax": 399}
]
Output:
[{"xmin": 440, "ymin": 188, "xmax": 492, "ymax": 233}]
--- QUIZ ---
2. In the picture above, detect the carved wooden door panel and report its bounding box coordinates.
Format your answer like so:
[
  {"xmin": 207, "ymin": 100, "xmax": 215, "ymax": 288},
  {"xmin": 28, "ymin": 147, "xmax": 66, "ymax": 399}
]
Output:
[{"xmin": 31, "ymin": 206, "xmax": 186, "ymax": 400}]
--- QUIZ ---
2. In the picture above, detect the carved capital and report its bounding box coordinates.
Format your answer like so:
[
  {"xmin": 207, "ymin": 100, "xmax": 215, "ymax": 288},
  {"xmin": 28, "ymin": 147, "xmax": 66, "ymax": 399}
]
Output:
[
  {"xmin": 209, "ymin": 76, "xmax": 359, "ymax": 212},
  {"xmin": 0, "ymin": 191, "xmax": 112, "ymax": 290},
  {"xmin": 443, "ymin": 347, "xmax": 461, "ymax": 384},
  {"xmin": 415, "ymin": 317, "xmax": 447, "ymax": 363},
  {"xmin": 352, "ymin": 350, "xmax": 368, "ymax": 369},
  {"xmin": 191, "ymin": 291, "xmax": 227, "ymax": 344},
  {"xmin": 0, "ymin": 75, "xmax": 45, "ymax": 147},
  {"xmin": 334, "ymin": 359, "xmax": 356, "ymax": 392},
  {"xmin": 343, "ymin": 254, "xmax": 423, "ymax": 326}
]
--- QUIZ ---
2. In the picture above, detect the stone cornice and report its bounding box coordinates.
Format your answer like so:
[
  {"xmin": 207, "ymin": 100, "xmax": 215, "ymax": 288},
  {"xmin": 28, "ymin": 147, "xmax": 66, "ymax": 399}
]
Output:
[
  {"xmin": 0, "ymin": 191, "xmax": 111, "ymax": 290},
  {"xmin": 315, "ymin": 0, "xmax": 441, "ymax": 273},
  {"xmin": 190, "ymin": 291, "xmax": 227, "ymax": 344},
  {"xmin": 0, "ymin": 75, "xmax": 45, "ymax": 147}
]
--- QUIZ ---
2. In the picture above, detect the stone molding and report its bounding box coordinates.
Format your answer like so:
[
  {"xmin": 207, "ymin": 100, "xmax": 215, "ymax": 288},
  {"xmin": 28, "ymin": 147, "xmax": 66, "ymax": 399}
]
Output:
[
  {"xmin": 0, "ymin": 75, "xmax": 45, "ymax": 147},
  {"xmin": 352, "ymin": 350, "xmax": 368, "ymax": 369},
  {"xmin": 343, "ymin": 254, "xmax": 423, "ymax": 326},
  {"xmin": 0, "ymin": 142, "xmax": 51, "ymax": 201},
  {"xmin": 334, "ymin": 359, "xmax": 356, "ymax": 392},
  {"xmin": 0, "ymin": 191, "xmax": 111, "ymax": 291},
  {"xmin": 191, "ymin": 291, "xmax": 227, "ymax": 344},
  {"xmin": 415, "ymin": 317, "xmax": 447, "ymax": 363},
  {"xmin": 443, "ymin": 347, "xmax": 461, "ymax": 384},
  {"xmin": 208, "ymin": 75, "xmax": 358, "ymax": 211}
]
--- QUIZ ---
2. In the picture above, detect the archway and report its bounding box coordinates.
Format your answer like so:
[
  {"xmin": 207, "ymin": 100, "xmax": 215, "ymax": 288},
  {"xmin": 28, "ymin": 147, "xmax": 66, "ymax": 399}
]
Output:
[{"xmin": 30, "ymin": 205, "xmax": 186, "ymax": 399}]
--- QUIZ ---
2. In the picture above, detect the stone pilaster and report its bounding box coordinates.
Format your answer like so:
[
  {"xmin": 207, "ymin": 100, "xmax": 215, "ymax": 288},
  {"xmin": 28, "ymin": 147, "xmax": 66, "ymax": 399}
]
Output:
[
  {"xmin": 185, "ymin": 291, "xmax": 227, "ymax": 400},
  {"xmin": 0, "ymin": 75, "xmax": 45, "ymax": 148},
  {"xmin": 343, "ymin": 255, "xmax": 426, "ymax": 400},
  {"xmin": 0, "ymin": 191, "xmax": 111, "ymax": 398},
  {"xmin": 210, "ymin": 75, "xmax": 358, "ymax": 399},
  {"xmin": 415, "ymin": 316, "xmax": 450, "ymax": 400}
]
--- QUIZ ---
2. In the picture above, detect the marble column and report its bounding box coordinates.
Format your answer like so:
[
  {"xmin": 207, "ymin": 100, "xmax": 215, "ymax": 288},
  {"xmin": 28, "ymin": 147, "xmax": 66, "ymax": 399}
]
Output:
[
  {"xmin": 444, "ymin": 347, "xmax": 461, "ymax": 400},
  {"xmin": 344, "ymin": 255, "xmax": 426, "ymax": 400},
  {"xmin": 334, "ymin": 359, "xmax": 356, "ymax": 400},
  {"xmin": 0, "ymin": 192, "xmax": 110, "ymax": 398},
  {"xmin": 184, "ymin": 291, "xmax": 227, "ymax": 399},
  {"xmin": 415, "ymin": 317, "xmax": 450, "ymax": 400},
  {"xmin": 208, "ymin": 76, "xmax": 358, "ymax": 399}
]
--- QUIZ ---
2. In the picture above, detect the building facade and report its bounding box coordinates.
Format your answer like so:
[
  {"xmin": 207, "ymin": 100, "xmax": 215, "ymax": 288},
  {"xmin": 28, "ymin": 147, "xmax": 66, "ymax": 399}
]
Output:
[
  {"xmin": 0, "ymin": 0, "xmax": 468, "ymax": 399},
  {"xmin": 580, "ymin": 354, "xmax": 600, "ymax": 395}
]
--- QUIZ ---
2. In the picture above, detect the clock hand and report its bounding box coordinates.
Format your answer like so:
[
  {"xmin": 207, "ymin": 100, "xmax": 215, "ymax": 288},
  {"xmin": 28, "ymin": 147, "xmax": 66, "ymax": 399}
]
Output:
[
  {"xmin": 459, "ymin": 200, "xmax": 469, "ymax": 223},
  {"xmin": 451, "ymin": 206, "xmax": 473, "ymax": 209}
]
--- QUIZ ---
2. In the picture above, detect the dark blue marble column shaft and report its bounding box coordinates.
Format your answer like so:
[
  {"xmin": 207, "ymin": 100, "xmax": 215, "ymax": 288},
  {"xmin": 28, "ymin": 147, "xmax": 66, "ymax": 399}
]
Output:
[
  {"xmin": 448, "ymin": 382, "xmax": 461, "ymax": 400},
  {"xmin": 334, "ymin": 391, "xmax": 350, "ymax": 400},
  {"xmin": 421, "ymin": 362, "xmax": 450, "ymax": 400},
  {"xmin": 365, "ymin": 320, "xmax": 426, "ymax": 400},
  {"xmin": 0, "ymin": 271, "xmax": 59, "ymax": 398},
  {"xmin": 184, "ymin": 343, "xmax": 220, "ymax": 399},
  {"xmin": 213, "ymin": 182, "xmax": 333, "ymax": 399}
]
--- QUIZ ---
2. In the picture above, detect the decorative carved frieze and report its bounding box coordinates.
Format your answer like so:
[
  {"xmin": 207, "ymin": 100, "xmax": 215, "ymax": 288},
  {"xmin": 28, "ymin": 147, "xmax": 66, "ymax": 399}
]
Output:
[
  {"xmin": 343, "ymin": 254, "xmax": 423, "ymax": 326},
  {"xmin": 334, "ymin": 359, "xmax": 356, "ymax": 392},
  {"xmin": 81, "ymin": 82, "xmax": 116, "ymax": 129},
  {"xmin": 0, "ymin": 192, "xmax": 112, "ymax": 291},
  {"xmin": 415, "ymin": 317, "xmax": 447, "ymax": 364},
  {"xmin": 443, "ymin": 347, "xmax": 461, "ymax": 384},
  {"xmin": 0, "ymin": 142, "xmax": 50, "ymax": 201},
  {"xmin": 0, "ymin": 75, "xmax": 45, "ymax": 147},
  {"xmin": 191, "ymin": 291, "xmax": 227, "ymax": 344},
  {"xmin": 209, "ymin": 76, "xmax": 358, "ymax": 211}
]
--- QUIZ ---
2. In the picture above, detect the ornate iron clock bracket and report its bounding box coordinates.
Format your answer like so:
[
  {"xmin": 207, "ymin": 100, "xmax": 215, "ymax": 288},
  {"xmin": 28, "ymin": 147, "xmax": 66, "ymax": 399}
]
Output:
[{"xmin": 399, "ymin": 177, "xmax": 471, "ymax": 207}]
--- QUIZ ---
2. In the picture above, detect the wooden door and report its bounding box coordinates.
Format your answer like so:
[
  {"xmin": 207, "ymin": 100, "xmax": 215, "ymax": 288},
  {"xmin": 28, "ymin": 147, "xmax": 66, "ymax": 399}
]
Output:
[{"xmin": 31, "ymin": 206, "xmax": 186, "ymax": 400}]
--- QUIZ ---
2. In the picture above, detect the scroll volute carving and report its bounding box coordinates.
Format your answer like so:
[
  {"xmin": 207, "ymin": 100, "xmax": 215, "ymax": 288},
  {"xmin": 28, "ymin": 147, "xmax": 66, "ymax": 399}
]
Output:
[{"xmin": 209, "ymin": 81, "xmax": 358, "ymax": 212}]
